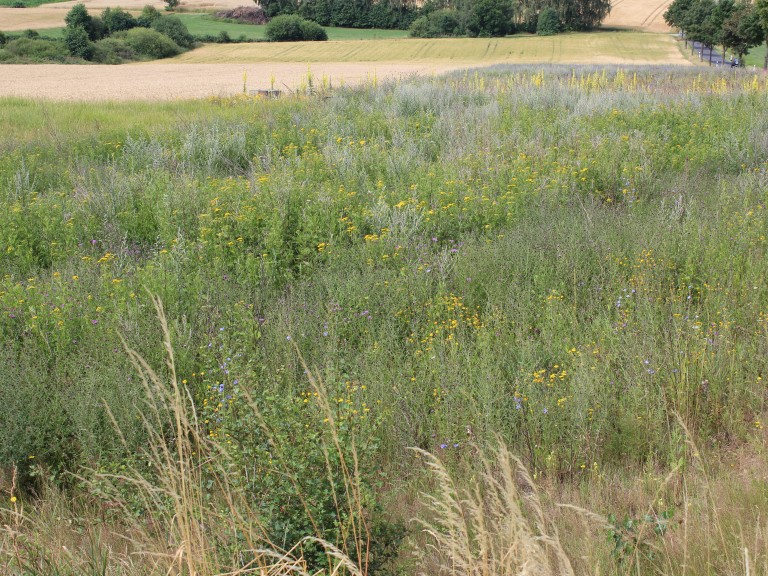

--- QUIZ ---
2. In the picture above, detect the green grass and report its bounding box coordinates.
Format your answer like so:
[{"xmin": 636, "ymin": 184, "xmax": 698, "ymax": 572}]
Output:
[
  {"xmin": 21, "ymin": 17, "xmax": 409, "ymax": 42},
  {"xmin": 176, "ymin": 13, "xmax": 408, "ymax": 40},
  {"xmin": 0, "ymin": 0, "xmax": 62, "ymax": 6},
  {"xmin": 744, "ymin": 41, "xmax": 767, "ymax": 68},
  {"xmin": 29, "ymin": 17, "xmax": 409, "ymax": 42},
  {"xmin": 14, "ymin": 26, "xmax": 64, "ymax": 38},
  {"xmin": 2, "ymin": 66, "xmax": 768, "ymax": 575}
]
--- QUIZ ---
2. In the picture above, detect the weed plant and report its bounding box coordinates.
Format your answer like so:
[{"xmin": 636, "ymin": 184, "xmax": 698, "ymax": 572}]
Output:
[{"xmin": 2, "ymin": 65, "xmax": 768, "ymax": 573}]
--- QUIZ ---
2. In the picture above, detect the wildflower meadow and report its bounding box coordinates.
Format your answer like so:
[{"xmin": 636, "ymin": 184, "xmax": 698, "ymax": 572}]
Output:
[{"xmin": 2, "ymin": 66, "xmax": 768, "ymax": 574}]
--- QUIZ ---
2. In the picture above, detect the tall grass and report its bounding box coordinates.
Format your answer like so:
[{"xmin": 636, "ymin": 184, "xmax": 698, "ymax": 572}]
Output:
[
  {"xmin": 2, "ymin": 66, "xmax": 768, "ymax": 574},
  {"xmin": 414, "ymin": 440, "xmax": 574, "ymax": 576}
]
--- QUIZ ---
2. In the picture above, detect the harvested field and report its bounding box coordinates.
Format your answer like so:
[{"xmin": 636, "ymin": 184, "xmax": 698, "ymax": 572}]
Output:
[
  {"xmin": 2, "ymin": 0, "xmax": 242, "ymax": 31},
  {"xmin": 0, "ymin": 33, "xmax": 689, "ymax": 101},
  {"xmin": 0, "ymin": 62, "xmax": 466, "ymax": 100},
  {"xmin": 603, "ymin": 0, "xmax": 673, "ymax": 32},
  {"xmin": 0, "ymin": 33, "xmax": 688, "ymax": 101}
]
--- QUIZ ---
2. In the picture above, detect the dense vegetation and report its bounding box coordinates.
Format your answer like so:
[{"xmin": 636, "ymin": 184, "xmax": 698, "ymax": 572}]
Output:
[
  {"xmin": 3, "ymin": 67, "xmax": 768, "ymax": 574},
  {"xmin": 258, "ymin": 0, "xmax": 610, "ymax": 35},
  {"xmin": 664, "ymin": 0, "xmax": 767, "ymax": 64},
  {"xmin": 0, "ymin": 4, "xmax": 195, "ymax": 63},
  {"xmin": 265, "ymin": 13, "xmax": 328, "ymax": 40}
]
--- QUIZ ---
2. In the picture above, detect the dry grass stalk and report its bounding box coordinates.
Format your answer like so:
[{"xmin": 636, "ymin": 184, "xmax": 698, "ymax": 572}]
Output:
[{"xmin": 412, "ymin": 441, "xmax": 574, "ymax": 576}]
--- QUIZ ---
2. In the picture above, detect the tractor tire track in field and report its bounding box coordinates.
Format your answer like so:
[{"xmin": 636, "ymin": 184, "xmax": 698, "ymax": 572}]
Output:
[
  {"xmin": 603, "ymin": 0, "xmax": 672, "ymax": 32},
  {"xmin": 641, "ymin": 0, "xmax": 670, "ymax": 27}
]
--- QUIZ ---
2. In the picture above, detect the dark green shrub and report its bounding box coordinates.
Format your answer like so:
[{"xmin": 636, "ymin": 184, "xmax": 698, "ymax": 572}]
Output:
[
  {"xmin": 466, "ymin": 0, "xmax": 513, "ymax": 37},
  {"xmin": 298, "ymin": 0, "xmax": 333, "ymax": 26},
  {"xmin": 124, "ymin": 27, "xmax": 181, "ymax": 58},
  {"xmin": 330, "ymin": 0, "xmax": 368, "ymax": 27},
  {"xmin": 4, "ymin": 37, "xmax": 69, "ymax": 61},
  {"xmin": 430, "ymin": 9, "xmax": 460, "ymax": 35},
  {"xmin": 409, "ymin": 9, "xmax": 460, "ymax": 37},
  {"xmin": 10, "ymin": 1, "xmax": 25, "ymax": 7},
  {"xmin": 92, "ymin": 36, "xmax": 135, "ymax": 63},
  {"xmin": 296, "ymin": 0, "xmax": 414, "ymax": 29},
  {"xmin": 136, "ymin": 5, "xmax": 162, "ymax": 27},
  {"xmin": 0, "ymin": 31, "xmax": 6, "ymax": 46},
  {"xmin": 64, "ymin": 3, "xmax": 104, "ymax": 40},
  {"xmin": 265, "ymin": 14, "xmax": 303, "ymax": 41},
  {"xmin": 266, "ymin": 14, "xmax": 327, "ymax": 41},
  {"xmin": 64, "ymin": 24, "xmax": 94, "ymax": 59},
  {"xmin": 537, "ymin": 7, "xmax": 562, "ymax": 35},
  {"xmin": 216, "ymin": 30, "xmax": 232, "ymax": 43},
  {"xmin": 90, "ymin": 16, "xmax": 107, "ymax": 40},
  {"xmin": 259, "ymin": 0, "xmax": 298, "ymax": 18},
  {"xmin": 64, "ymin": 4, "xmax": 106, "ymax": 41},
  {"xmin": 22, "ymin": 29, "xmax": 39, "ymax": 39},
  {"xmin": 409, "ymin": 15, "xmax": 431, "ymax": 37},
  {"xmin": 299, "ymin": 18, "xmax": 328, "ymax": 40},
  {"xmin": 64, "ymin": 0, "xmax": 91, "ymax": 28},
  {"xmin": 102, "ymin": 7, "xmax": 137, "ymax": 33},
  {"xmin": 152, "ymin": 15, "xmax": 194, "ymax": 49}
]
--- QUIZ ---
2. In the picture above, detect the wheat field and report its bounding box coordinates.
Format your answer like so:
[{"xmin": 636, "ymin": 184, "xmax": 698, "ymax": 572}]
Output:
[
  {"xmin": 604, "ymin": 0, "xmax": 673, "ymax": 32},
  {"xmin": 0, "ymin": 33, "xmax": 688, "ymax": 101}
]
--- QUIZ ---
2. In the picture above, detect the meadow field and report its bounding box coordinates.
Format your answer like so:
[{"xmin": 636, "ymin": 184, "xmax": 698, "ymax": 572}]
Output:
[
  {"xmin": 25, "ymin": 16, "xmax": 411, "ymax": 41},
  {"xmin": 2, "ymin": 66, "xmax": 768, "ymax": 575}
]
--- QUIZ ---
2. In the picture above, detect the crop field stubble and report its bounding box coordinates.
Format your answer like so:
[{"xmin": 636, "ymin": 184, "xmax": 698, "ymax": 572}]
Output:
[
  {"xmin": 1, "ymin": 0, "xmax": 682, "ymax": 100},
  {"xmin": 0, "ymin": 33, "xmax": 689, "ymax": 100},
  {"xmin": 603, "ymin": 0, "xmax": 674, "ymax": 33}
]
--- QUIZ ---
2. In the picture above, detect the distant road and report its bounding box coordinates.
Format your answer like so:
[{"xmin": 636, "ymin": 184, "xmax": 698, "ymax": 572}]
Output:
[{"xmin": 603, "ymin": 0, "xmax": 673, "ymax": 32}]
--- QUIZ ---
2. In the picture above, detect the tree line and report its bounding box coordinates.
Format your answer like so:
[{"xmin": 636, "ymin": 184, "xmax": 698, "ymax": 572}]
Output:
[
  {"xmin": 664, "ymin": 0, "xmax": 768, "ymax": 66},
  {"xmin": 256, "ymin": 0, "xmax": 612, "ymax": 34}
]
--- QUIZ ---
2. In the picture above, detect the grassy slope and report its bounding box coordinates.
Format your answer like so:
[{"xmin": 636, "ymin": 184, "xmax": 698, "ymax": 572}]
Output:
[
  {"xmin": 172, "ymin": 30, "xmax": 683, "ymax": 63},
  {"xmin": 745, "ymin": 42, "xmax": 767, "ymax": 68}
]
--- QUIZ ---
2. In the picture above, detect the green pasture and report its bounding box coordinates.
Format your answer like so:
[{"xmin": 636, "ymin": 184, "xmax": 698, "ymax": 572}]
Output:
[
  {"xmin": 176, "ymin": 13, "xmax": 408, "ymax": 40},
  {"xmin": 16, "ymin": 14, "xmax": 409, "ymax": 42},
  {"xmin": 744, "ymin": 41, "xmax": 767, "ymax": 68}
]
